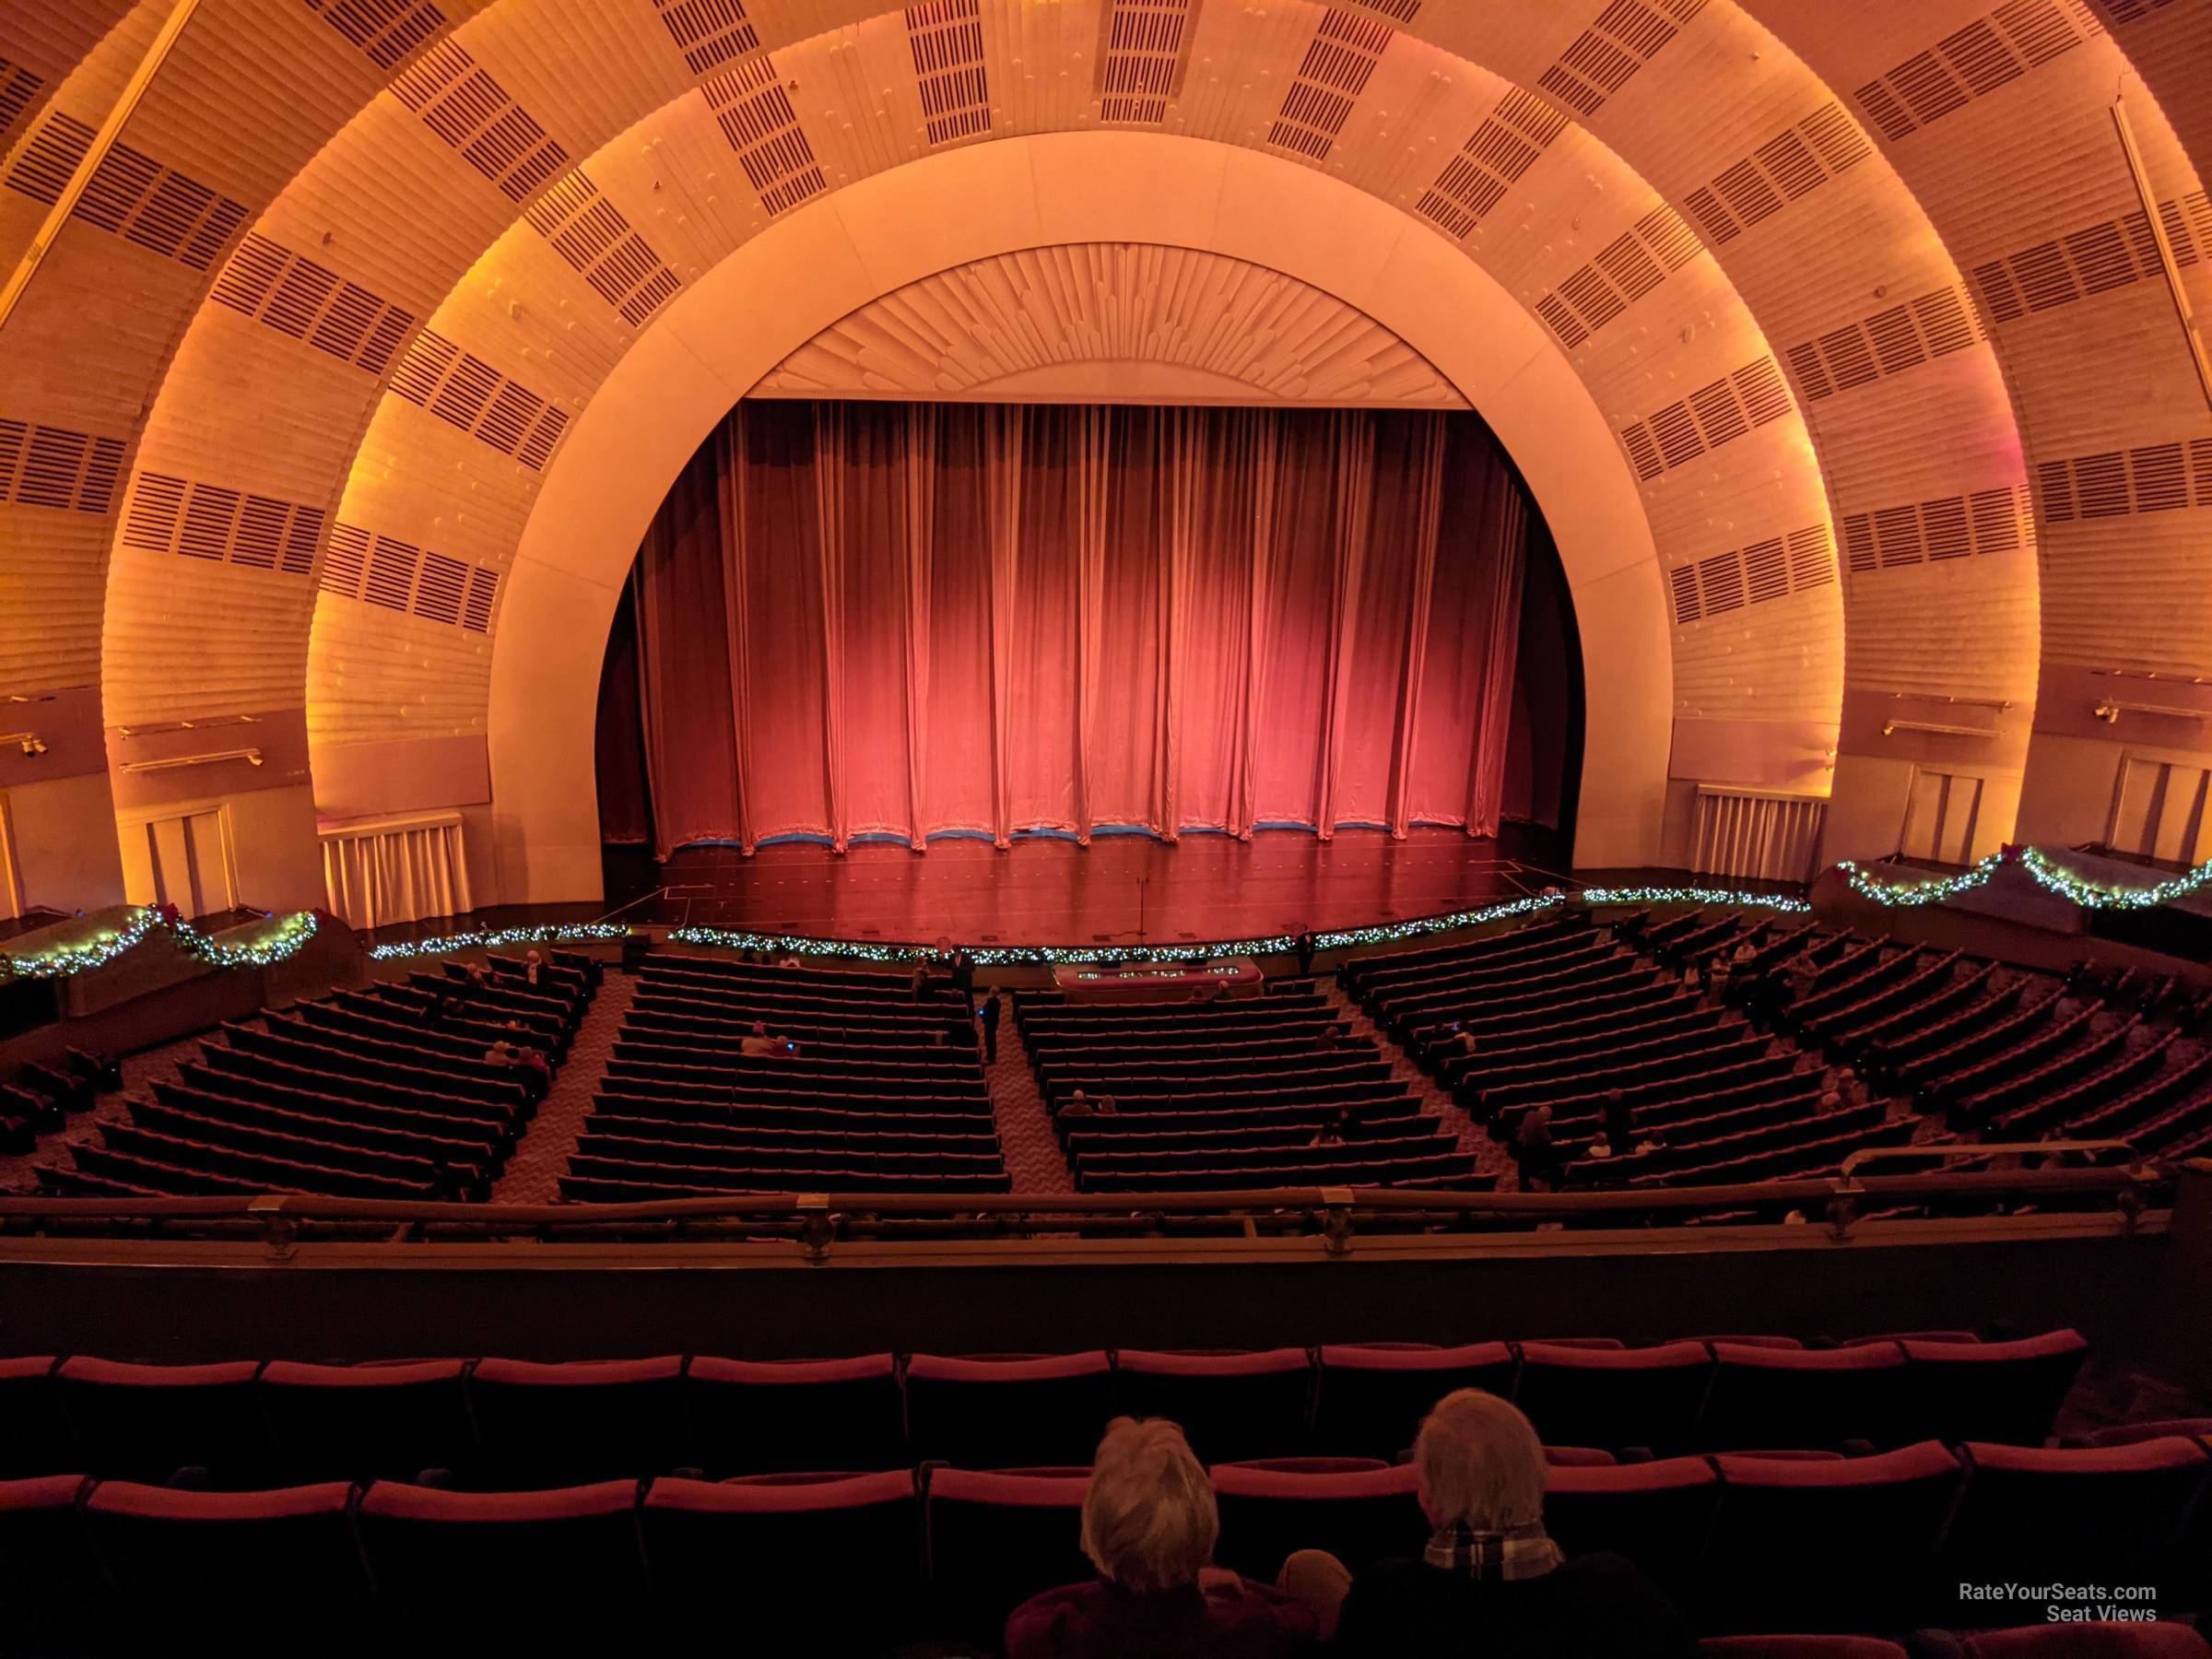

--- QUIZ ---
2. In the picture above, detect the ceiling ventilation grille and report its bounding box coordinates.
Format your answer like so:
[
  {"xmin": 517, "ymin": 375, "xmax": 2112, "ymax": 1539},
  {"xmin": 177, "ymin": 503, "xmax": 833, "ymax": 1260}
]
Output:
[
  {"xmin": 2039, "ymin": 440, "xmax": 2212, "ymax": 523},
  {"xmin": 4, "ymin": 114, "xmax": 247, "ymax": 272},
  {"xmin": 1853, "ymin": 1, "xmax": 2100, "ymax": 142},
  {"xmin": 1665, "ymin": 521, "xmax": 1835, "ymax": 627},
  {"xmin": 1616, "ymin": 357, "xmax": 1794, "ymax": 482},
  {"xmin": 1535, "ymin": 203, "xmax": 1702, "ymax": 346},
  {"xmin": 0, "ymin": 56, "xmax": 45, "ymax": 148},
  {"xmin": 1781, "ymin": 287, "xmax": 1980, "ymax": 404},
  {"xmin": 1840, "ymin": 484, "xmax": 2032, "ymax": 575},
  {"xmin": 2090, "ymin": 0, "xmax": 2175, "ymax": 18},
  {"xmin": 1349, "ymin": 0, "xmax": 1420, "ymax": 17},
  {"xmin": 206, "ymin": 232, "xmax": 418, "ymax": 374},
  {"xmin": 1536, "ymin": 0, "xmax": 1709, "ymax": 120},
  {"xmin": 1971, "ymin": 200, "xmax": 2205, "ymax": 323},
  {"xmin": 323, "ymin": 521, "xmax": 502, "ymax": 633},
  {"xmin": 1682, "ymin": 100, "xmax": 1871, "ymax": 246},
  {"xmin": 523, "ymin": 171, "xmax": 683, "ymax": 328},
  {"xmin": 391, "ymin": 41, "xmax": 570, "ymax": 203},
  {"xmin": 652, "ymin": 0, "xmax": 759, "ymax": 76},
  {"xmin": 386, "ymin": 329, "xmax": 571, "ymax": 470},
  {"xmin": 1093, "ymin": 0, "xmax": 1196, "ymax": 125},
  {"xmin": 1266, "ymin": 9, "xmax": 1394, "ymax": 163},
  {"xmin": 300, "ymin": 0, "xmax": 449, "ymax": 70},
  {"xmin": 1413, "ymin": 88, "xmax": 1569, "ymax": 238},
  {"xmin": 121, "ymin": 473, "xmax": 322, "ymax": 575},
  {"xmin": 701, "ymin": 55, "xmax": 826, "ymax": 217},
  {"xmin": 906, "ymin": 0, "xmax": 993, "ymax": 146},
  {"xmin": 0, "ymin": 420, "xmax": 124, "ymax": 514}
]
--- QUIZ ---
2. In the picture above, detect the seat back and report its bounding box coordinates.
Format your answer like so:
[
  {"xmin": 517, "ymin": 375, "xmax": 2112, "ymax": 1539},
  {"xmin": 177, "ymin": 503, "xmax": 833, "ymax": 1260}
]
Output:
[
  {"xmin": 641, "ymin": 1472, "xmax": 920, "ymax": 1648},
  {"xmin": 467, "ymin": 1357, "xmax": 687, "ymax": 1485},
  {"xmin": 905, "ymin": 1353, "xmax": 1114, "ymax": 1468},
  {"xmin": 682, "ymin": 1355, "xmax": 903, "ymax": 1476},
  {"xmin": 358, "ymin": 1480, "xmax": 647, "ymax": 1640},
  {"xmin": 53, "ymin": 1359, "xmax": 267, "ymax": 1486},
  {"xmin": 88, "ymin": 1480, "xmax": 369, "ymax": 1637},
  {"xmin": 1114, "ymin": 1349, "xmax": 1313, "ymax": 1463},
  {"xmin": 1312, "ymin": 1343, "xmax": 1516, "ymax": 1458},
  {"xmin": 1696, "ymin": 1341, "xmax": 1910, "ymax": 1452},
  {"xmin": 1705, "ymin": 1441, "xmax": 1962, "ymax": 1633},
  {"xmin": 924, "ymin": 1467, "xmax": 1092, "ymax": 1647},
  {"xmin": 0, "ymin": 1359, "xmax": 70, "ymax": 1477},
  {"xmin": 1896, "ymin": 1330, "xmax": 2089, "ymax": 1445},
  {"xmin": 0, "ymin": 1477, "xmax": 103, "ymax": 1651},
  {"xmin": 259, "ymin": 1360, "xmax": 476, "ymax": 1484},
  {"xmin": 1207, "ymin": 1461, "xmax": 1427, "ymax": 1582},
  {"xmin": 1513, "ymin": 1341, "xmax": 1714, "ymax": 1455},
  {"xmin": 1542, "ymin": 1455, "xmax": 1721, "ymax": 1609}
]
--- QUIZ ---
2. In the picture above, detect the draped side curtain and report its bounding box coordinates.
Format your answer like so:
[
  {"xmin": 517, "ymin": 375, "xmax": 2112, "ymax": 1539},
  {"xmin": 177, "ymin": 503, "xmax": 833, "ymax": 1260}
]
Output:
[
  {"xmin": 605, "ymin": 400, "xmax": 1537, "ymax": 858},
  {"xmin": 321, "ymin": 813, "xmax": 472, "ymax": 929}
]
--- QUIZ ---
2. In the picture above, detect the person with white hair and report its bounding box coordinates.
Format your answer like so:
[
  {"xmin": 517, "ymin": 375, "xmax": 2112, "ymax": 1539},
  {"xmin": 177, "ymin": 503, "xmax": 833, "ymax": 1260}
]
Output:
[
  {"xmin": 1005, "ymin": 1417, "xmax": 1317, "ymax": 1657},
  {"xmin": 1284, "ymin": 1390, "xmax": 1692, "ymax": 1656}
]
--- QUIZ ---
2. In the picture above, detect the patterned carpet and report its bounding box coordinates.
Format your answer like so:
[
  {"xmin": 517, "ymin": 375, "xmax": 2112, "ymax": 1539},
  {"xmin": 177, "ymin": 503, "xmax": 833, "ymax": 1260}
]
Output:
[
  {"xmin": 492, "ymin": 972, "xmax": 635, "ymax": 1204},
  {"xmin": 1324, "ymin": 973, "xmax": 1518, "ymax": 1187},
  {"xmin": 987, "ymin": 1012, "xmax": 1077, "ymax": 1195}
]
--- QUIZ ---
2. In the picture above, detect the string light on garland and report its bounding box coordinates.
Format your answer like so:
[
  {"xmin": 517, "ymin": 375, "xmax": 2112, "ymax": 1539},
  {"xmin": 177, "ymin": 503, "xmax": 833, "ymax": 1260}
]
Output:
[
  {"xmin": 665, "ymin": 885, "xmax": 1809, "ymax": 968},
  {"xmin": 365, "ymin": 922, "xmax": 632, "ymax": 962},
  {"xmin": 2018, "ymin": 846, "xmax": 2212, "ymax": 910},
  {"xmin": 1832, "ymin": 854, "xmax": 2004, "ymax": 907},
  {"xmin": 0, "ymin": 905, "xmax": 319, "ymax": 980}
]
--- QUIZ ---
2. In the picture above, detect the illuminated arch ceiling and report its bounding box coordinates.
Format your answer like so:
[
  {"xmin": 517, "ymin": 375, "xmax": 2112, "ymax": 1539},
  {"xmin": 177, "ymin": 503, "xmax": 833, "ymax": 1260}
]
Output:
[{"xmin": 0, "ymin": 0, "xmax": 2204, "ymax": 912}]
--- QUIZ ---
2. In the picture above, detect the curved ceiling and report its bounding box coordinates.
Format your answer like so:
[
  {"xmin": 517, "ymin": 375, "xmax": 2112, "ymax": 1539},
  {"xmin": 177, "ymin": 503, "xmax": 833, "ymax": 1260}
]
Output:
[{"xmin": 0, "ymin": 0, "xmax": 2206, "ymax": 912}]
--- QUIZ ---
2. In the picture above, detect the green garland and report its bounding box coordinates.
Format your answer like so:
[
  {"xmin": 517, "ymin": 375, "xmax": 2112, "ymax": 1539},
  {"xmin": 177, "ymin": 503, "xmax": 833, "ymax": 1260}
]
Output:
[
  {"xmin": 1836, "ymin": 846, "xmax": 2212, "ymax": 911},
  {"xmin": 366, "ymin": 923, "xmax": 631, "ymax": 962},
  {"xmin": 1, "ymin": 906, "xmax": 318, "ymax": 980}
]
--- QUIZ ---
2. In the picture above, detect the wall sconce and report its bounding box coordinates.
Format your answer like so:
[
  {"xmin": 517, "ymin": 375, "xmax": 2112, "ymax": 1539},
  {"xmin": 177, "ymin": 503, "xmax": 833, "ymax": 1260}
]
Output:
[
  {"xmin": 2094, "ymin": 699, "xmax": 2208, "ymax": 724},
  {"xmin": 118, "ymin": 747, "xmax": 265, "ymax": 773},
  {"xmin": 0, "ymin": 731, "xmax": 46, "ymax": 757}
]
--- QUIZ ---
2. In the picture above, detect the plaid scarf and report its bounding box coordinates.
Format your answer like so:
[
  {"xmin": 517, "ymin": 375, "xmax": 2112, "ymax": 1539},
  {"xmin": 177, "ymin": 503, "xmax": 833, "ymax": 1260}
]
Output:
[{"xmin": 1422, "ymin": 1522, "xmax": 1565, "ymax": 1582}]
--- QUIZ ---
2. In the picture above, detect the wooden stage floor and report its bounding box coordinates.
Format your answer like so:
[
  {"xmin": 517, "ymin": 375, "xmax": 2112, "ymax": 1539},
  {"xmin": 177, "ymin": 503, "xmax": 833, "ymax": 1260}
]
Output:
[{"xmin": 614, "ymin": 825, "xmax": 1568, "ymax": 947}]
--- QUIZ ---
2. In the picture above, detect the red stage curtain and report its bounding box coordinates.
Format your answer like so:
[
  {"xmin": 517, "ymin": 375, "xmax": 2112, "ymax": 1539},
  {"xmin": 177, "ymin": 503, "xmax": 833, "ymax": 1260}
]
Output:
[{"xmin": 606, "ymin": 400, "xmax": 1544, "ymax": 857}]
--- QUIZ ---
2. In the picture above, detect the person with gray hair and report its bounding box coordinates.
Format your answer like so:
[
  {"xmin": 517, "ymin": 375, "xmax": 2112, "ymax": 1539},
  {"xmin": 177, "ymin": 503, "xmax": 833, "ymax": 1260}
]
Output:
[
  {"xmin": 1005, "ymin": 1416, "xmax": 1317, "ymax": 1657},
  {"xmin": 1284, "ymin": 1390, "xmax": 1693, "ymax": 1656}
]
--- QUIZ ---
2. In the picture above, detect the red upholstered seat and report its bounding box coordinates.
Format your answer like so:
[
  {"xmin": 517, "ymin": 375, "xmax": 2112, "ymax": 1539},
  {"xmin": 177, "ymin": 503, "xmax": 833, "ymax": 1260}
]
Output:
[
  {"xmin": 1697, "ymin": 1340, "xmax": 1912, "ymax": 1452},
  {"xmin": 1542, "ymin": 1454, "xmax": 1721, "ymax": 1608},
  {"xmin": 683, "ymin": 1353, "xmax": 903, "ymax": 1475},
  {"xmin": 1513, "ymin": 1340, "xmax": 1714, "ymax": 1455},
  {"xmin": 1896, "ymin": 1329, "xmax": 2089, "ymax": 1446},
  {"xmin": 641, "ymin": 1471, "xmax": 921, "ymax": 1647},
  {"xmin": 1940, "ymin": 1439, "xmax": 2211, "ymax": 1623},
  {"xmin": 1312, "ymin": 1341, "xmax": 1516, "ymax": 1458},
  {"xmin": 0, "ymin": 1359, "xmax": 71, "ymax": 1477},
  {"xmin": 53, "ymin": 1359, "xmax": 267, "ymax": 1487},
  {"xmin": 259, "ymin": 1359, "xmax": 475, "ymax": 1484},
  {"xmin": 1961, "ymin": 1624, "xmax": 2212, "ymax": 1657},
  {"xmin": 1700, "ymin": 1639, "xmax": 1910, "ymax": 1658},
  {"xmin": 88, "ymin": 1480, "xmax": 368, "ymax": 1637},
  {"xmin": 905, "ymin": 1351, "xmax": 1114, "ymax": 1468},
  {"xmin": 358, "ymin": 1479, "xmax": 646, "ymax": 1640},
  {"xmin": 924, "ymin": 1466, "xmax": 1093, "ymax": 1647},
  {"xmin": 467, "ymin": 1356, "xmax": 686, "ymax": 1486},
  {"xmin": 1114, "ymin": 1348, "xmax": 1314, "ymax": 1464},
  {"xmin": 1207, "ymin": 1459, "xmax": 1427, "ymax": 1581},
  {"xmin": 2081, "ymin": 1418, "xmax": 2212, "ymax": 1449},
  {"xmin": 0, "ymin": 1477, "xmax": 102, "ymax": 1651},
  {"xmin": 1704, "ymin": 1441, "xmax": 1963, "ymax": 1633}
]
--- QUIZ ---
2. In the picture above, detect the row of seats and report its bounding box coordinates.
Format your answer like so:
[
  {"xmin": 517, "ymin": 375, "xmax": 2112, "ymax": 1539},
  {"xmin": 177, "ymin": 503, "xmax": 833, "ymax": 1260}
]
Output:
[
  {"xmin": 1017, "ymin": 986, "xmax": 1477, "ymax": 1191},
  {"xmin": 6, "ymin": 1433, "xmax": 2204, "ymax": 1651},
  {"xmin": 560, "ymin": 952, "xmax": 1009, "ymax": 1200},
  {"xmin": 0, "ymin": 1331, "xmax": 2089, "ymax": 1488}
]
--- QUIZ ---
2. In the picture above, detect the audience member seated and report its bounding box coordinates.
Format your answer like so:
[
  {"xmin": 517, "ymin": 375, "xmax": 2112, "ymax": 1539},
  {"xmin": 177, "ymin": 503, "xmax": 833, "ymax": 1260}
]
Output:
[
  {"xmin": 1006, "ymin": 1417, "xmax": 1319, "ymax": 1658},
  {"xmin": 1295, "ymin": 1389, "xmax": 1696, "ymax": 1657}
]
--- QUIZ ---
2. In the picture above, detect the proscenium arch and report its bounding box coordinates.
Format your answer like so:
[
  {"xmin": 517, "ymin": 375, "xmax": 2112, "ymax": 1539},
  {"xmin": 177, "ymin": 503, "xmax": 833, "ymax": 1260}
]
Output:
[{"xmin": 484, "ymin": 132, "xmax": 1675, "ymax": 903}]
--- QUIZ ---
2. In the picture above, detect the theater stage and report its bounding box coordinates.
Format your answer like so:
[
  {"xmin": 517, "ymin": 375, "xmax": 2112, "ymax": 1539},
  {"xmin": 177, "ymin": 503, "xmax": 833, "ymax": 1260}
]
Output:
[{"xmin": 603, "ymin": 824, "xmax": 1567, "ymax": 947}]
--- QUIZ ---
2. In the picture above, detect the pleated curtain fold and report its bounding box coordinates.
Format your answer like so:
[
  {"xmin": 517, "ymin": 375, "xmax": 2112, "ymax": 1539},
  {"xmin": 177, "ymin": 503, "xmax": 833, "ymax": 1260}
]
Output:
[{"xmin": 612, "ymin": 400, "xmax": 1534, "ymax": 858}]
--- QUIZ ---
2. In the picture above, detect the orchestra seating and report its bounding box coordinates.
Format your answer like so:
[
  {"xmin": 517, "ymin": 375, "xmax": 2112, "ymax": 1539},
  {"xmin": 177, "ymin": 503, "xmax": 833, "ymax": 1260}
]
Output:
[
  {"xmin": 556, "ymin": 951, "xmax": 1008, "ymax": 1199},
  {"xmin": 1013, "ymin": 989, "xmax": 1483, "ymax": 1192},
  {"xmin": 31, "ymin": 954, "xmax": 597, "ymax": 1202},
  {"xmin": 0, "ymin": 1329, "xmax": 2199, "ymax": 1649}
]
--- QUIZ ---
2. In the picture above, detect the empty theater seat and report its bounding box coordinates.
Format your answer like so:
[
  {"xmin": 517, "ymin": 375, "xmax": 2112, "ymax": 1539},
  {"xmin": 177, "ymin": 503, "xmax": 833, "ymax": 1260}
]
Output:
[
  {"xmin": 1542, "ymin": 1454, "xmax": 1723, "ymax": 1608},
  {"xmin": 1895, "ymin": 1329, "xmax": 2090, "ymax": 1445},
  {"xmin": 905, "ymin": 1351, "xmax": 1116, "ymax": 1468},
  {"xmin": 466, "ymin": 1356, "xmax": 687, "ymax": 1486},
  {"xmin": 640, "ymin": 1472, "xmax": 922, "ymax": 1648},
  {"xmin": 86, "ymin": 1480, "xmax": 369, "ymax": 1634},
  {"xmin": 924, "ymin": 1466, "xmax": 1092, "ymax": 1646},
  {"xmin": 0, "ymin": 1476, "xmax": 104, "ymax": 1653},
  {"xmin": 0, "ymin": 1359, "xmax": 72, "ymax": 1478},
  {"xmin": 257, "ymin": 1359, "xmax": 477, "ymax": 1485},
  {"xmin": 1702, "ymin": 1441, "xmax": 1963, "ymax": 1633},
  {"xmin": 682, "ymin": 1354, "xmax": 904, "ymax": 1476},
  {"xmin": 1208, "ymin": 1458, "xmax": 1428, "ymax": 1580},
  {"xmin": 52, "ymin": 1359, "xmax": 266, "ymax": 1487},
  {"xmin": 1113, "ymin": 1348, "xmax": 1314, "ymax": 1464},
  {"xmin": 1696, "ymin": 1341, "xmax": 1912, "ymax": 1452},
  {"xmin": 1512, "ymin": 1340, "xmax": 1714, "ymax": 1455},
  {"xmin": 1312, "ymin": 1342, "xmax": 1518, "ymax": 1458}
]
